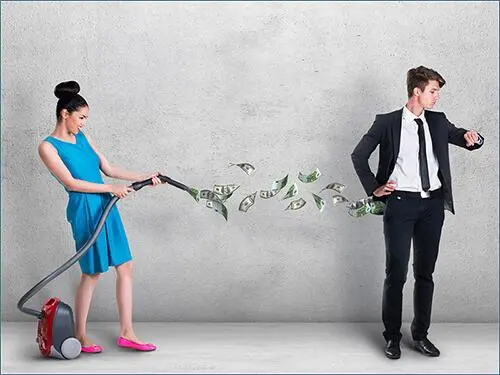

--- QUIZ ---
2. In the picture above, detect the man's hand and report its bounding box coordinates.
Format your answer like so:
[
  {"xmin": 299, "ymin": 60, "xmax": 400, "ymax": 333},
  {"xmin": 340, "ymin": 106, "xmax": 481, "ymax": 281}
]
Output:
[
  {"xmin": 464, "ymin": 130, "xmax": 480, "ymax": 147},
  {"xmin": 373, "ymin": 180, "xmax": 396, "ymax": 197}
]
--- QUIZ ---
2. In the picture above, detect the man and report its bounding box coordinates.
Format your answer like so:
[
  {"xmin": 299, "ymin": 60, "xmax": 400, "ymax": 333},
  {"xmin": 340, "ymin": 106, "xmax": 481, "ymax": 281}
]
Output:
[{"xmin": 351, "ymin": 66, "xmax": 484, "ymax": 360}]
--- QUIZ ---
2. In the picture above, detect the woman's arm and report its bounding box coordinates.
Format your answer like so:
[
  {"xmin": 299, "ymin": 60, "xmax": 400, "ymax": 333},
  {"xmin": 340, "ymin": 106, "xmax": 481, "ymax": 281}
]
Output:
[{"xmin": 39, "ymin": 141, "xmax": 132, "ymax": 197}]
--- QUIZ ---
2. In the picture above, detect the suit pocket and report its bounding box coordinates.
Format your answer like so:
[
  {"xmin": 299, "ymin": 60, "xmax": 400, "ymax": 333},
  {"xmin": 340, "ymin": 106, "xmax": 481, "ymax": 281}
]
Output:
[{"xmin": 383, "ymin": 195, "xmax": 401, "ymax": 222}]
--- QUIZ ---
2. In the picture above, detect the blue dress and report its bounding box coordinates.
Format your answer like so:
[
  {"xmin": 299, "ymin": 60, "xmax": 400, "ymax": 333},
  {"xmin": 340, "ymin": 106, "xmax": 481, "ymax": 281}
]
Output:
[{"xmin": 44, "ymin": 131, "xmax": 132, "ymax": 274}]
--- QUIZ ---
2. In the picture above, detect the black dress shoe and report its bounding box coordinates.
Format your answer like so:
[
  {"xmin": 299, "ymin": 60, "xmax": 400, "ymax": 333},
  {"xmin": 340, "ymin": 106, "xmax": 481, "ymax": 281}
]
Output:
[
  {"xmin": 414, "ymin": 337, "xmax": 440, "ymax": 357},
  {"xmin": 384, "ymin": 339, "xmax": 401, "ymax": 359}
]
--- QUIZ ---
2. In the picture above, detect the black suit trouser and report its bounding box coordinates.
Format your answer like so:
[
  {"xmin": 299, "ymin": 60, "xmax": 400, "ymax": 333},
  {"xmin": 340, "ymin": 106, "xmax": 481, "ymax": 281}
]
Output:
[{"xmin": 382, "ymin": 191, "xmax": 445, "ymax": 341}]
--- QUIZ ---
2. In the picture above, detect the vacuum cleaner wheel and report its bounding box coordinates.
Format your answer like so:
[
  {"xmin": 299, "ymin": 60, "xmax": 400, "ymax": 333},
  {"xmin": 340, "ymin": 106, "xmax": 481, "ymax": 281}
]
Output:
[{"xmin": 60, "ymin": 337, "xmax": 81, "ymax": 359}]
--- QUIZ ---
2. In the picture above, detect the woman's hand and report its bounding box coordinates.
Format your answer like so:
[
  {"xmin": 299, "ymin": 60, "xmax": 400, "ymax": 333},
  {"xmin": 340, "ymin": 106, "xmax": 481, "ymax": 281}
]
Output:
[
  {"xmin": 141, "ymin": 172, "xmax": 162, "ymax": 187},
  {"xmin": 111, "ymin": 184, "xmax": 134, "ymax": 199}
]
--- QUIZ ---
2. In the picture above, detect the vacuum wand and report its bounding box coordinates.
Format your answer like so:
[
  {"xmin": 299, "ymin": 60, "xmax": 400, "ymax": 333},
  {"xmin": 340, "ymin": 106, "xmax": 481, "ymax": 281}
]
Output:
[
  {"xmin": 131, "ymin": 174, "xmax": 186, "ymax": 191},
  {"xmin": 18, "ymin": 174, "xmax": 199, "ymax": 319},
  {"xmin": 131, "ymin": 174, "xmax": 200, "ymax": 201}
]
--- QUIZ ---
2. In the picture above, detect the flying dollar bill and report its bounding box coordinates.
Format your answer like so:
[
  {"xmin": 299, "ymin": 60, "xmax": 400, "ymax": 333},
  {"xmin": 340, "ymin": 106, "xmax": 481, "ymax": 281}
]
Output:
[
  {"xmin": 319, "ymin": 182, "xmax": 346, "ymax": 194},
  {"xmin": 200, "ymin": 189, "xmax": 212, "ymax": 200},
  {"xmin": 201, "ymin": 187, "xmax": 236, "ymax": 203},
  {"xmin": 332, "ymin": 195, "xmax": 349, "ymax": 205},
  {"xmin": 348, "ymin": 205, "xmax": 371, "ymax": 218},
  {"xmin": 298, "ymin": 168, "xmax": 321, "ymax": 183},
  {"xmin": 229, "ymin": 162, "xmax": 256, "ymax": 175},
  {"xmin": 200, "ymin": 189, "xmax": 223, "ymax": 204},
  {"xmin": 347, "ymin": 196, "xmax": 371, "ymax": 217},
  {"xmin": 347, "ymin": 197, "xmax": 371, "ymax": 210},
  {"xmin": 239, "ymin": 192, "xmax": 257, "ymax": 212},
  {"xmin": 260, "ymin": 190, "xmax": 277, "ymax": 199},
  {"xmin": 206, "ymin": 199, "xmax": 228, "ymax": 221},
  {"xmin": 213, "ymin": 184, "xmax": 240, "ymax": 196},
  {"xmin": 260, "ymin": 174, "xmax": 288, "ymax": 199},
  {"xmin": 282, "ymin": 183, "xmax": 298, "ymax": 200},
  {"xmin": 312, "ymin": 193, "xmax": 325, "ymax": 212},
  {"xmin": 347, "ymin": 196, "xmax": 386, "ymax": 217},
  {"xmin": 369, "ymin": 200, "xmax": 386, "ymax": 215},
  {"xmin": 285, "ymin": 197, "xmax": 307, "ymax": 211},
  {"xmin": 216, "ymin": 191, "xmax": 234, "ymax": 203}
]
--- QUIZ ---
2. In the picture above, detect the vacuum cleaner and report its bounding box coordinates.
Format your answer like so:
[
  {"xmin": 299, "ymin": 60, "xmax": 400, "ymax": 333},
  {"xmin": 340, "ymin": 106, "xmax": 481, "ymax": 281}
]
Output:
[{"xmin": 17, "ymin": 174, "xmax": 199, "ymax": 359}]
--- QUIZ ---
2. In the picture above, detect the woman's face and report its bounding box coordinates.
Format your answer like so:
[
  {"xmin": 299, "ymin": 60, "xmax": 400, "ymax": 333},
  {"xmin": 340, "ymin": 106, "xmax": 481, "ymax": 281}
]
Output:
[{"xmin": 65, "ymin": 106, "xmax": 89, "ymax": 135}]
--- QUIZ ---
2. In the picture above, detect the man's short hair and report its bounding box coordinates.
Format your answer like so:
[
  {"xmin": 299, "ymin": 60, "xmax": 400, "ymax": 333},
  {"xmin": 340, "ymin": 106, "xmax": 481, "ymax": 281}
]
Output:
[{"xmin": 407, "ymin": 66, "xmax": 446, "ymax": 98}]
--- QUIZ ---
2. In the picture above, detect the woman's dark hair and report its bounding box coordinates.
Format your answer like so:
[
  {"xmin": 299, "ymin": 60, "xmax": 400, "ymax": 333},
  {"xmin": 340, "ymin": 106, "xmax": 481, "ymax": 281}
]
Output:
[
  {"xmin": 407, "ymin": 66, "xmax": 446, "ymax": 98},
  {"xmin": 54, "ymin": 81, "xmax": 88, "ymax": 119}
]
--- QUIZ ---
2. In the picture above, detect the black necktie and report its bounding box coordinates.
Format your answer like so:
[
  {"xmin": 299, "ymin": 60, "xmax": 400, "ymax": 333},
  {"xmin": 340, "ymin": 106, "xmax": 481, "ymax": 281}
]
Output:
[{"xmin": 414, "ymin": 118, "xmax": 430, "ymax": 192}]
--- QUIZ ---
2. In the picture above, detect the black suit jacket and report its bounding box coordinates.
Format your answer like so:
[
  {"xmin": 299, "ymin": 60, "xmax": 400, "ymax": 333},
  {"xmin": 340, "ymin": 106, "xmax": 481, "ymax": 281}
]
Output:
[{"xmin": 351, "ymin": 109, "xmax": 484, "ymax": 214}]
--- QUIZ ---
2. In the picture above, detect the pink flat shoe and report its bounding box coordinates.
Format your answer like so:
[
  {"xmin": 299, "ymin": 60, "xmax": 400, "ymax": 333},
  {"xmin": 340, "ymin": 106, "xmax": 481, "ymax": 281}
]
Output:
[
  {"xmin": 117, "ymin": 336, "xmax": 156, "ymax": 352},
  {"xmin": 81, "ymin": 344, "xmax": 103, "ymax": 353}
]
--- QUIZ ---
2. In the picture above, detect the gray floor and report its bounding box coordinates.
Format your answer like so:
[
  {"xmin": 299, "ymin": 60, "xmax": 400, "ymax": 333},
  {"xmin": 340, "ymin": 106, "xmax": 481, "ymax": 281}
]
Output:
[{"xmin": 1, "ymin": 322, "xmax": 498, "ymax": 374}]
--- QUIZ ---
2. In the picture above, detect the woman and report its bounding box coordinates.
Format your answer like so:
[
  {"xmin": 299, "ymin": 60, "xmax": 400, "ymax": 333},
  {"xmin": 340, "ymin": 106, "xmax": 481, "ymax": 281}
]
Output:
[{"xmin": 39, "ymin": 81, "xmax": 161, "ymax": 353}]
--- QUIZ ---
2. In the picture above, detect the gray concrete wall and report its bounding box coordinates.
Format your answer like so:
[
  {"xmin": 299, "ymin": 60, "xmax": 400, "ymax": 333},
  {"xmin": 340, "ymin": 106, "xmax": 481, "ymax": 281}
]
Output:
[{"xmin": 1, "ymin": 2, "xmax": 498, "ymax": 322}]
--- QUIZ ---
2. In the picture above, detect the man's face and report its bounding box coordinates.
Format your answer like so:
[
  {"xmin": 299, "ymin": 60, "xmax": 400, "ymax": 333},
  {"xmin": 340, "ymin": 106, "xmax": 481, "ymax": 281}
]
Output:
[{"xmin": 416, "ymin": 80, "xmax": 441, "ymax": 109}]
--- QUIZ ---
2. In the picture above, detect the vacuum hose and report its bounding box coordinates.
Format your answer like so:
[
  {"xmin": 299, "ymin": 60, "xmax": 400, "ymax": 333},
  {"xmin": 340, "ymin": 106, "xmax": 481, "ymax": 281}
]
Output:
[{"xmin": 18, "ymin": 174, "xmax": 198, "ymax": 319}]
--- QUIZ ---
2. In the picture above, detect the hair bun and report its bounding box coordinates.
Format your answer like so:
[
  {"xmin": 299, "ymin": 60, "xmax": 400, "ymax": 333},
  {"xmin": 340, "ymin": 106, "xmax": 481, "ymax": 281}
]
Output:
[{"xmin": 54, "ymin": 81, "xmax": 80, "ymax": 99}]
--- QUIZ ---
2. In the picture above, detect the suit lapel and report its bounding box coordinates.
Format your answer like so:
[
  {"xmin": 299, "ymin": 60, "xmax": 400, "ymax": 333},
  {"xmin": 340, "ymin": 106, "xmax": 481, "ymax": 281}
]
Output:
[
  {"xmin": 424, "ymin": 111, "xmax": 441, "ymax": 159},
  {"xmin": 392, "ymin": 109, "xmax": 403, "ymax": 161}
]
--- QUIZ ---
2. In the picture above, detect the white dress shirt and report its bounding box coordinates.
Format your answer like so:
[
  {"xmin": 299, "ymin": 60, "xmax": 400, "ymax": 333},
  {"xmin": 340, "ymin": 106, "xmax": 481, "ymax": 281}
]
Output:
[{"xmin": 388, "ymin": 106, "xmax": 441, "ymax": 197}]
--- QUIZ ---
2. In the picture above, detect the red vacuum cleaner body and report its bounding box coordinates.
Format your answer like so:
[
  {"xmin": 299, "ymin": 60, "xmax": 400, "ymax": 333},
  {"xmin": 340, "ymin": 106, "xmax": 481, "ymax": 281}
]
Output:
[{"xmin": 37, "ymin": 297, "xmax": 81, "ymax": 359}]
